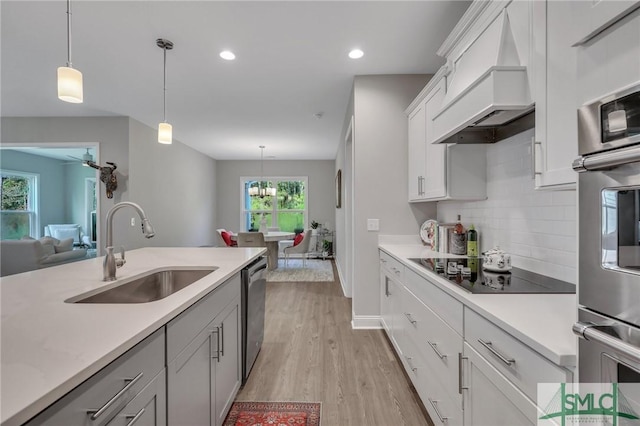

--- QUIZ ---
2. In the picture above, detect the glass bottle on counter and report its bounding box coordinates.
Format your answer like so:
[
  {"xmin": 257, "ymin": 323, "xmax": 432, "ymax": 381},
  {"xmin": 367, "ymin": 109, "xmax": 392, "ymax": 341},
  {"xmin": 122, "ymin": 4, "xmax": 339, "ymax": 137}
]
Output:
[
  {"xmin": 450, "ymin": 215, "xmax": 467, "ymax": 255},
  {"xmin": 467, "ymin": 224, "xmax": 478, "ymax": 257}
]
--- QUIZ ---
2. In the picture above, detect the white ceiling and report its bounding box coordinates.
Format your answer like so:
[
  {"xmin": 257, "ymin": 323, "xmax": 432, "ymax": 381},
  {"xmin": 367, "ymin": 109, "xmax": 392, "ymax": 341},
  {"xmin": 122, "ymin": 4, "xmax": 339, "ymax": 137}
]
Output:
[{"xmin": 1, "ymin": 1, "xmax": 470, "ymax": 160}]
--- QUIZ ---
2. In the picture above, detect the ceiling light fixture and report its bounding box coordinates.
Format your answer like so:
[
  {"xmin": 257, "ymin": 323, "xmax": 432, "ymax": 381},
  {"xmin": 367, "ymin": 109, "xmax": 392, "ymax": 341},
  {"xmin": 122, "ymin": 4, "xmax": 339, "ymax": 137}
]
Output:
[
  {"xmin": 81, "ymin": 148, "xmax": 93, "ymax": 166},
  {"xmin": 157, "ymin": 38, "xmax": 174, "ymax": 144},
  {"xmin": 57, "ymin": 0, "xmax": 83, "ymax": 103},
  {"xmin": 220, "ymin": 50, "xmax": 236, "ymax": 61},
  {"xmin": 249, "ymin": 146, "xmax": 276, "ymax": 198},
  {"xmin": 348, "ymin": 49, "xmax": 364, "ymax": 59}
]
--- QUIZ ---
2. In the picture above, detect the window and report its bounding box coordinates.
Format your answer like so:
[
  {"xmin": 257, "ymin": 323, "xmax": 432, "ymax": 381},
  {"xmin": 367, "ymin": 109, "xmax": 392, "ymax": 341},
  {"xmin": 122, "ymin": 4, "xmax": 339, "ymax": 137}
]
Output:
[
  {"xmin": 241, "ymin": 177, "xmax": 308, "ymax": 232},
  {"xmin": 1, "ymin": 170, "xmax": 39, "ymax": 239}
]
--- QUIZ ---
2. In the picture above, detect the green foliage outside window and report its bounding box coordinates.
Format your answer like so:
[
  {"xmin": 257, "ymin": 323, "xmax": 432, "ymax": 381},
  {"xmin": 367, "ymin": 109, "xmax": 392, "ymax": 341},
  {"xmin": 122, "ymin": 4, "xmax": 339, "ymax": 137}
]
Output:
[{"xmin": 1, "ymin": 175, "xmax": 32, "ymax": 240}]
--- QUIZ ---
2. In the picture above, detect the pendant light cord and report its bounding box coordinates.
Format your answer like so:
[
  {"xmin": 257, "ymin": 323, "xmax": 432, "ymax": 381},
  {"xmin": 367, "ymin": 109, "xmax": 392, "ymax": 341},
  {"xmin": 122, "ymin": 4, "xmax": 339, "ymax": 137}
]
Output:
[
  {"xmin": 66, "ymin": 0, "xmax": 72, "ymax": 67},
  {"xmin": 163, "ymin": 46, "xmax": 167, "ymax": 123}
]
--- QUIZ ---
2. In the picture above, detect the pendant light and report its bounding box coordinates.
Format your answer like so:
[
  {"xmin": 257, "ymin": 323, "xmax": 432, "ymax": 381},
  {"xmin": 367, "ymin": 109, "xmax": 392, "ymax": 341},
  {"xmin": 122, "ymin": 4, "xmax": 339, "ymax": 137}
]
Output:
[
  {"xmin": 57, "ymin": 0, "xmax": 83, "ymax": 103},
  {"xmin": 249, "ymin": 146, "xmax": 276, "ymax": 198},
  {"xmin": 157, "ymin": 38, "xmax": 174, "ymax": 144}
]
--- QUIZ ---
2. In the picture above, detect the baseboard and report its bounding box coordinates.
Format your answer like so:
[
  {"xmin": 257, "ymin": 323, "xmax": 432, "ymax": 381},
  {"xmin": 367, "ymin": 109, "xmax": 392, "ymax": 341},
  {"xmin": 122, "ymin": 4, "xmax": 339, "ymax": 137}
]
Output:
[
  {"xmin": 334, "ymin": 261, "xmax": 352, "ymax": 298},
  {"xmin": 351, "ymin": 315, "xmax": 382, "ymax": 329}
]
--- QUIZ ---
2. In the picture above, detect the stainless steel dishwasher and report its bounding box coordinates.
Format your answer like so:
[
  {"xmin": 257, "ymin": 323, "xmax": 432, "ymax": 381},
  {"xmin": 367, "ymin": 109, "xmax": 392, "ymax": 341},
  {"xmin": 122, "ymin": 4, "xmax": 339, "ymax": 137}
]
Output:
[{"xmin": 241, "ymin": 256, "xmax": 267, "ymax": 384}]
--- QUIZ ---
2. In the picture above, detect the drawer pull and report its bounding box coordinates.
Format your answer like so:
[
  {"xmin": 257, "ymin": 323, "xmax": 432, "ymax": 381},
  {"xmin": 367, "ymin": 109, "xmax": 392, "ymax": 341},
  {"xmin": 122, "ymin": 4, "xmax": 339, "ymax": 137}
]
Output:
[
  {"xmin": 458, "ymin": 353, "xmax": 468, "ymax": 394},
  {"xmin": 125, "ymin": 408, "xmax": 145, "ymax": 426},
  {"xmin": 404, "ymin": 312, "xmax": 417, "ymax": 325},
  {"xmin": 428, "ymin": 398, "xmax": 448, "ymax": 423},
  {"xmin": 427, "ymin": 341, "xmax": 447, "ymax": 360},
  {"xmin": 405, "ymin": 356, "xmax": 417, "ymax": 372},
  {"xmin": 88, "ymin": 372, "xmax": 144, "ymax": 420},
  {"xmin": 478, "ymin": 339, "xmax": 515, "ymax": 366}
]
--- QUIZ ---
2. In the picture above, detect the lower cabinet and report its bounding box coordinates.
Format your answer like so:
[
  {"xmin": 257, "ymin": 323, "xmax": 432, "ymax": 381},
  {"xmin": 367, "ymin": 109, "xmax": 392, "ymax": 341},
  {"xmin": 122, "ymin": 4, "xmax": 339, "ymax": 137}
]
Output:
[
  {"xmin": 379, "ymin": 251, "xmax": 573, "ymax": 426},
  {"xmin": 106, "ymin": 369, "xmax": 167, "ymax": 426},
  {"xmin": 26, "ymin": 273, "xmax": 243, "ymax": 426},
  {"xmin": 167, "ymin": 275, "xmax": 241, "ymax": 426},
  {"xmin": 463, "ymin": 343, "xmax": 538, "ymax": 426}
]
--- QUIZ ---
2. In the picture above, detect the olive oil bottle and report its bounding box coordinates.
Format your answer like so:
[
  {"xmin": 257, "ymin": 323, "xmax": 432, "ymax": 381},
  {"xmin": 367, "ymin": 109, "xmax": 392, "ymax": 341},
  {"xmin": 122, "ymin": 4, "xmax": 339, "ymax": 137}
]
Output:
[{"xmin": 467, "ymin": 224, "xmax": 478, "ymax": 257}]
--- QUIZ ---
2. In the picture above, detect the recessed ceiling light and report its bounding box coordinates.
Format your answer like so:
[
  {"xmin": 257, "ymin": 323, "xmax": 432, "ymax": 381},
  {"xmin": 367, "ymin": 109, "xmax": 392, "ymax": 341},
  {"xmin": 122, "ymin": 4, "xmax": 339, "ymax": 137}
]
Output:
[
  {"xmin": 348, "ymin": 49, "xmax": 364, "ymax": 59},
  {"xmin": 220, "ymin": 50, "xmax": 236, "ymax": 60}
]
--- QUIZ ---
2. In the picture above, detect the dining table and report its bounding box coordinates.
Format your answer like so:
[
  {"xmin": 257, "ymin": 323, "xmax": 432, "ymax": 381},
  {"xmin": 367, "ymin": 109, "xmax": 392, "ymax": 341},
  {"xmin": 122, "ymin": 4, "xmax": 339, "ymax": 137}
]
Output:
[{"xmin": 231, "ymin": 231, "xmax": 295, "ymax": 271}]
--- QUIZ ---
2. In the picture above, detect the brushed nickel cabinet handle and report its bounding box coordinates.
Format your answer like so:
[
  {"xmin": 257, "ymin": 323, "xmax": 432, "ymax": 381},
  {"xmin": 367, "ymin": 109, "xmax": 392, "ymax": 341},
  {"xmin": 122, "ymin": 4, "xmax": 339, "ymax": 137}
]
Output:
[
  {"xmin": 125, "ymin": 408, "xmax": 146, "ymax": 426},
  {"xmin": 88, "ymin": 372, "xmax": 144, "ymax": 420},
  {"xmin": 384, "ymin": 280, "xmax": 390, "ymax": 297},
  {"xmin": 458, "ymin": 352, "xmax": 468, "ymax": 394},
  {"xmin": 478, "ymin": 339, "xmax": 515, "ymax": 366},
  {"xmin": 427, "ymin": 340, "xmax": 447, "ymax": 360},
  {"xmin": 405, "ymin": 356, "xmax": 417, "ymax": 372},
  {"xmin": 428, "ymin": 398, "xmax": 448, "ymax": 422},
  {"xmin": 211, "ymin": 328, "xmax": 220, "ymax": 361},
  {"xmin": 404, "ymin": 312, "xmax": 417, "ymax": 325},
  {"xmin": 220, "ymin": 322, "xmax": 225, "ymax": 357}
]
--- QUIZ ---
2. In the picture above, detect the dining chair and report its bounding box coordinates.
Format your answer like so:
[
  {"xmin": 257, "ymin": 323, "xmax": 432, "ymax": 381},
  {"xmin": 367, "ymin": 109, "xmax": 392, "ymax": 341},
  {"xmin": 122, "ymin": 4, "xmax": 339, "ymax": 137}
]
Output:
[
  {"xmin": 236, "ymin": 232, "xmax": 266, "ymax": 247},
  {"xmin": 283, "ymin": 229, "xmax": 313, "ymax": 267},
  {"xmin": 216, "ymin": 228, "xmax": 237, "ymax": 247}
]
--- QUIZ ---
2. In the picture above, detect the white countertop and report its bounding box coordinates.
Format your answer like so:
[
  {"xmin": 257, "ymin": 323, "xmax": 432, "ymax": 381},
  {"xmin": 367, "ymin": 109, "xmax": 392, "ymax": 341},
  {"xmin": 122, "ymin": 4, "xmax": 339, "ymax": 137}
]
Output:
[
  {"xmin": 379, "ymin": 242, "xmax": 577, "ymax": 368},
  {"xmin": 0, "ymin": 247, "xmax": 265, "ymax": 426}
]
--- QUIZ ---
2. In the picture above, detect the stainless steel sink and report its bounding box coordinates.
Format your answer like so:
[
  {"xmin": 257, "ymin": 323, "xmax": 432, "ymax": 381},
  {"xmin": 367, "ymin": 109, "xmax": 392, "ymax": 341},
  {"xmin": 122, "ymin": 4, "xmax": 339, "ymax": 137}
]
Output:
[{"xmin": 68, "ymin": 268, "xmax": 217, "ymax": 303}]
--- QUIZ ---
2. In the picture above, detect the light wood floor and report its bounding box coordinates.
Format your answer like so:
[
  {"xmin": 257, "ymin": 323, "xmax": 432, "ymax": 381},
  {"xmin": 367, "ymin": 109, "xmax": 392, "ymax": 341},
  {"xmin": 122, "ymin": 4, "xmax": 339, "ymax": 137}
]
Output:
[{"xmin": 236, "ymin": 261, "xmax": 432, "ymax": 426}]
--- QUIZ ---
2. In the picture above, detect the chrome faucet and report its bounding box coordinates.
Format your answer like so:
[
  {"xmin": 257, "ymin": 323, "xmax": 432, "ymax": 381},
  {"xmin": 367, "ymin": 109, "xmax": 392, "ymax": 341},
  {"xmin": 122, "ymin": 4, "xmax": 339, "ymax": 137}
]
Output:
[{"xmin": 103, "ymin": 201, "xmax": 155, "ymax": 281}]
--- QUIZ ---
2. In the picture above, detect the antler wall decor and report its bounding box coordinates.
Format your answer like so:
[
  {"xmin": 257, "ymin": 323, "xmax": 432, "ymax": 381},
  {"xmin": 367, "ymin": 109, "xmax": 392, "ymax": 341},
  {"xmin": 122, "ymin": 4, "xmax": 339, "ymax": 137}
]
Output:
[{"xmin": 86, "ymin": 161, "xmax": 118, "ymax": 198}]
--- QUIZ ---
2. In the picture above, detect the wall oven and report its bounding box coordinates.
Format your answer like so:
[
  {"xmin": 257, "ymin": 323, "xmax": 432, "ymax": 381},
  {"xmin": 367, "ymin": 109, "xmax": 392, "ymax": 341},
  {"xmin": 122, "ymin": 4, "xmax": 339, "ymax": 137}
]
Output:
[{"xmin": 573, "ymin": 81, "xmax": 640, "ymax": 396}]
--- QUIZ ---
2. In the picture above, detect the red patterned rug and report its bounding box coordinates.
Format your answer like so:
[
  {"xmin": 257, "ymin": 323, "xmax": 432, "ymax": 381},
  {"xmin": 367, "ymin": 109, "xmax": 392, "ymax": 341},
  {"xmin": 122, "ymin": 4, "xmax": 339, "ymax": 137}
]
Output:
[{"xmin": 223, "ymin": 401, "xmax": 321, "ymax": 426}]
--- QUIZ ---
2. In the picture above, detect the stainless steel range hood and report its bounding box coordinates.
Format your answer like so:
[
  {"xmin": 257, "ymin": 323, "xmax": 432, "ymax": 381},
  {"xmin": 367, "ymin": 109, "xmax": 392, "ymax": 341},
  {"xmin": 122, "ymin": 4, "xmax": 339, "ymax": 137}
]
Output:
[{"xmin": 431, "ymin": 9, "xmax": 534, "ymax": 144}]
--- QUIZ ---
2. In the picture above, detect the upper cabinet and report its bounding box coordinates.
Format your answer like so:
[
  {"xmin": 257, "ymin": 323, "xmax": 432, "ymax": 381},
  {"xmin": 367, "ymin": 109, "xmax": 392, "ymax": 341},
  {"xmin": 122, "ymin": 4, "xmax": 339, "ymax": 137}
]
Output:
[
  {"xmin": 531, "ymin": 0, "xmax": 578, "ymax": 189},
  {"xmin": 570, "ymin": 0, "xmax": 640, "ymax": 46},
  {"xmin": 407, "ymin": 0, "xmax": 584, "ymax": 194},
  {"xmin": 407, "ymin": 77, "xmax": 486, "ymax": 203}
]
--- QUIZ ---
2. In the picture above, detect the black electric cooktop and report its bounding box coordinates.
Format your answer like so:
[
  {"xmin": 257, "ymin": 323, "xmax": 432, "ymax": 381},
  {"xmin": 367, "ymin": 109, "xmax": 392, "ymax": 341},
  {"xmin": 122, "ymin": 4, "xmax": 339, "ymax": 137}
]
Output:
[{"xmin": 408, "ymin": 257, "xmax": 576, "ymax": 294}]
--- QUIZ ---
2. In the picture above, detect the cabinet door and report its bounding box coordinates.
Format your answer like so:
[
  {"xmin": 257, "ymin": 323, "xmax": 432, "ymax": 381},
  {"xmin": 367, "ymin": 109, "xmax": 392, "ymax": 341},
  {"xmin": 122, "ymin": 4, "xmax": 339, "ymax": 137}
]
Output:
[
  {"xmin": 423, "ymin": 81, "xmax": 447, "ymax": 200},
  {"xmin": 533, "ymin": 0, "xmax": 578, "ymax": 190},
  {"xmin": 213, "ymin": 298, "xmax": 241, "ymax": 426},
  {"xmin": 408, "ymin": 102, "xmax": 427, "ymax": 201},
  {"xmin": 570, "ymin": 0, "xmax": 640, "ymax": 46},
  {"xmin": 167, "ymin": 323, "xmax": 215, "ymax": 426},
  {"xmin": 463, "ymin": 343, "xmax": 538, "ymax": 426},
  {"xmin": 107, "ymin": 370, "xmax": 167, "ymax": 426}
]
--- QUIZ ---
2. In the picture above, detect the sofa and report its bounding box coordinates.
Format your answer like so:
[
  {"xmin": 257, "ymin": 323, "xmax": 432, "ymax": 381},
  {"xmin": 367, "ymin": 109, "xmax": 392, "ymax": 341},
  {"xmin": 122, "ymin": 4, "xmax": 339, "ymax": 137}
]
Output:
[
  {"xmin": 44, "ymin": 224, "xmax": 91, "ymax": 248},
  {"xmin": 0, "ymin": 237, "xmax": 88, "ymax": 277}
]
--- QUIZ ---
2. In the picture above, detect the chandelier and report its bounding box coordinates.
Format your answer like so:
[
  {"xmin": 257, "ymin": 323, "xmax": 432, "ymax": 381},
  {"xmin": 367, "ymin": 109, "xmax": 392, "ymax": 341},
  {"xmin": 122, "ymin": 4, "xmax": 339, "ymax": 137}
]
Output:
[{"xmin": 249, "ymin": 146, "xmax": 276, "ymax": 198}]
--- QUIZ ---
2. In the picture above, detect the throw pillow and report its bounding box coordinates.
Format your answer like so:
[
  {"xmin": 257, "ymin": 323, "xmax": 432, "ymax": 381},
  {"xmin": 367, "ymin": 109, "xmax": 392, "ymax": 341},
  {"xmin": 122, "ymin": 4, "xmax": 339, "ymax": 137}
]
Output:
[
  {"xmin": 38, "ymin": 236, "xmax": 58, "ymax": 257},
  {"xmin": 54, "ymin": 238, "xmax": 74, "ymax": 253},
  {"xmin": 221, "ymin": 231, "xmax": 232, "ymax": 247},
  {"xmin": 293, "ymin": 233, "xmax": 304, "ymax": 246}
]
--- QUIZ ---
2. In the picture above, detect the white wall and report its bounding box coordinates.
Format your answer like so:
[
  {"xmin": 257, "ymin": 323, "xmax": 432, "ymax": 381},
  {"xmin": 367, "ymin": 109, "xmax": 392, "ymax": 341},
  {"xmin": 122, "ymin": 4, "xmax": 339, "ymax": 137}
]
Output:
[
  {"xmin": 437, "ymin": 128, "xmax": 577, "ymax": 283},
  {"xmin": 216, "ymin": 159, "xmax": 335, "ymax": 242},
  {"xmin": 347, "ymin": 75, "xmax": 437, "ymax": 327}
]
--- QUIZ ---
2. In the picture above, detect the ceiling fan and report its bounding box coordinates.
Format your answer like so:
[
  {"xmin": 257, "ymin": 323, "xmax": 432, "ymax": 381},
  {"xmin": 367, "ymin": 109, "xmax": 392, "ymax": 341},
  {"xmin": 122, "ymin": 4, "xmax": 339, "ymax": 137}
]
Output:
[{"xmin": 63, "ymin": 148, "xmax": 93, "ymax": 166}]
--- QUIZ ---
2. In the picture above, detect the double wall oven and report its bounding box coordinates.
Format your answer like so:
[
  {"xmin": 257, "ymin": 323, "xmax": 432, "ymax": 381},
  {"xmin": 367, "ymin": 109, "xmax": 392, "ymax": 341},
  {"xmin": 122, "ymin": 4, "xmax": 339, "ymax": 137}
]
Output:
[{"xmin": 572, "ymin": 78, "xmax": 640, "ymax": 391}]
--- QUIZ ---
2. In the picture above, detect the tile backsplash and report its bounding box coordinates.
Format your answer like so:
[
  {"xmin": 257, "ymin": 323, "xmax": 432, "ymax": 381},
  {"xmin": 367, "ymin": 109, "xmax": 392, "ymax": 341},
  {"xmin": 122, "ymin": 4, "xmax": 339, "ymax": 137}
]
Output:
[{"xmin": 437, "ymin": 128, "xmax": 577, "ymax": 284}]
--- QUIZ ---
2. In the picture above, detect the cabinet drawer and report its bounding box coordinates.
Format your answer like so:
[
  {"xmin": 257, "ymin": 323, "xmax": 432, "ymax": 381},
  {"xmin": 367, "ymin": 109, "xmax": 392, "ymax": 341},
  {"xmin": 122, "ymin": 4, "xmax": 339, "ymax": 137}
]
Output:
[
  {"xmin": 27, "ymin": 328, "xmax": 165, "ymax": 426},
  {"xmin": 167, "ymin": 273, "xmax": 240, "ymax": 362},
  {"xmin": 405, "ymin": 267, "xmax": 462, "ymax": 335},
  {"xmin": 464, "ymin": 308, "xmax": 570, "ymax": 402},
  {"xmin": 403, "ymin": 288, "xmax": 462, "ymax": 401},
  {"xmin": 379, "ymin": 251, "xmax": 404, "ymax": 282},
  {"xmin": 106, "ymin": 369, "xmax": 167, "ymax": 426}
]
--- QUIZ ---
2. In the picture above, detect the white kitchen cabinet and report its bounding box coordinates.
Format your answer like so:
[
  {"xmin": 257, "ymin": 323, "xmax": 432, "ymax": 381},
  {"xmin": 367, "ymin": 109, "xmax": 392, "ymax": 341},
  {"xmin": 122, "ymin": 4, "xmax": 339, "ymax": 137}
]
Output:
[
  {"xmin": 25, "ymin": 329, "xmax": 165, "ymax": 426},
  {"xmin": 407, "ymin": 77, "xmax": 486, "ymax": 203},
  {"xmin": 408, "ymin": 101, "xmax": 427, "ymax": 201},
  {"xmin": 379, "ymin": 250, "xmax": 405, "ymax": 354},
  {"xmin": 167, "ymin": 274, "xmax": 241, "ymax": 426},
  {"xmin": 532, "ymin": 0, "xmax": 579, "ymax": 190},
  {"xmin": 106, "ymin": 369, "xmax": 167, "ymax": 426},
  {"xmin": 462, "ymin": 343, "xmax": 538, "ymax": 426},
  {"xmin": 570, "ymin": 0, "xmax": 640, "ymax": 46}
]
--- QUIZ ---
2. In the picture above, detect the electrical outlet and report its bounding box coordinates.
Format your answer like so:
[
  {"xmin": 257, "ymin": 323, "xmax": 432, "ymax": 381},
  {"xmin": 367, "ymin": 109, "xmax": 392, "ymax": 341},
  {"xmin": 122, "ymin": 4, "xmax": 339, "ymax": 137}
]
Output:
[
  {"xmin": 131, "ymin": 217, "xmax": 136, "ymax": 227},
  {"xmin": 367, "ymin": 219, "xmax": 379, "ymax": 231}
]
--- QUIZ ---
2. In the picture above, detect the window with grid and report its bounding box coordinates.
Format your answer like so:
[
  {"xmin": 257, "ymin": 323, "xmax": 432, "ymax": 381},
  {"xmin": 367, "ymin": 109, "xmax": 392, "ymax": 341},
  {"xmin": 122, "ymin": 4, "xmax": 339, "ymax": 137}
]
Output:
[
  {"xmin": 241, "ymin": 177, "xmax": 308, "ymax": 232},
  {"xmin": 1, "ymin": 170, "xmax": 39, "ymax": 240}
]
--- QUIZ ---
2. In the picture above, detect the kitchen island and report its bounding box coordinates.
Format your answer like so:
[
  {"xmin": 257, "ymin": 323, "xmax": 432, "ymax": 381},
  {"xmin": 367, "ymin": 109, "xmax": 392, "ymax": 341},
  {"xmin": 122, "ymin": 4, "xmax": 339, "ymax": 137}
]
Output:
[{"xmin": 0, "ymin": 247, "xmax": 265, "ymax": 426}]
